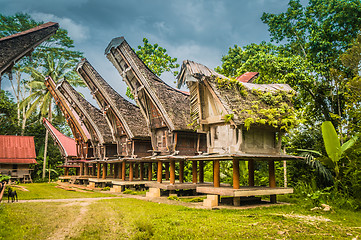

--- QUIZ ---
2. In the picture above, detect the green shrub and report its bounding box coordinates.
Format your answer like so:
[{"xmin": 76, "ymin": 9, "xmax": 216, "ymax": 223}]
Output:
[
  {"xmin": 189, "ymin": 197, "xmax": 204, "ymax": 202},
  {"xmin": 167, "ymin": 196, "xmax": 179, "ymax": 201},
  {"xmin": 102, "ymin": 186, "xmax": 110, "ymax": 191}
]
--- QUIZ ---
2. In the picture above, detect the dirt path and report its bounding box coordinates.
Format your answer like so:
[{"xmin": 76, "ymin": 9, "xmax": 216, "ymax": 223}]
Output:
[
  {"xmin": 16, "ymin": 196, "xmax": 123, "ymax": 203},
  {"xmin": 46, "ymin": 201, "xmax": 90, "ymax": 240}
]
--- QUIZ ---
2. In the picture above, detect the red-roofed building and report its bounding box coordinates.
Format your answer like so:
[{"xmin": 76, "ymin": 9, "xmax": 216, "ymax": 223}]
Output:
[
  {"xmin": 236, "ymin": 72, "xmax": 259, "ymax": 83},
  {"xmin": 0, "ymin": 135, "xmax": 37, "ymax": 182}
]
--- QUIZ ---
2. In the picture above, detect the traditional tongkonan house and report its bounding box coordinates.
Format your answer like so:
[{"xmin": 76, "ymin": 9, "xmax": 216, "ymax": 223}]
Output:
[
  {"xmin": 0, "ymin": 22, "xmax": 59, "ymax": 88},
  {"xmin": 57, "ymin": 79, "xmax": 117, "ymax": 181},
  {"xmin": 42, "ymin": 118, "xmax": 78, "ymax": 177},
  {"xmin": 76, "ymin": 59, "xmax": 152, "ymax": 186},
  {"xmin": 44, "ymin": 76, "xmax": 93, "ymax": 174},
  {"xmin": 177, "ymin": 60, "xmax": 302, "ymax": 206},
  {"xmin": 105, "ymin": 37, "xmax": 208, "ymax": 190}
]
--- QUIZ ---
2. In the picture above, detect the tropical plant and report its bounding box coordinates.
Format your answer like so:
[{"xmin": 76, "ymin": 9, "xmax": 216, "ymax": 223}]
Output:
[{"xmin": 321, "ymin": 121, "xmax": 359, "ymax": 179}]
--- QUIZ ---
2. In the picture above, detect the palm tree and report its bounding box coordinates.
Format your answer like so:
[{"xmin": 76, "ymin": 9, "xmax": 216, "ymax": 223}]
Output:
[{"xmin": 21, "ymin": 53, "xmax": 84, "ymax": 179}]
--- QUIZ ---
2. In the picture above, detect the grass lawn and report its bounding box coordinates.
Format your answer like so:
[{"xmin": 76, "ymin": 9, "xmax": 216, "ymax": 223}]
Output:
[
  {"xmin": 12, "ymin": 183, "xmax": 116, "ymax": 200},
  {"xmin": 0, "ymin": 183, "xmax": 360, "ymax": 239}
]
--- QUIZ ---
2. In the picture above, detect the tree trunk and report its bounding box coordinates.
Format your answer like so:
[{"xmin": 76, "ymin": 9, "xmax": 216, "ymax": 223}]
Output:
[{"xmin": 43, "ymin": 103, "xmax": 52, "ymax": 179}]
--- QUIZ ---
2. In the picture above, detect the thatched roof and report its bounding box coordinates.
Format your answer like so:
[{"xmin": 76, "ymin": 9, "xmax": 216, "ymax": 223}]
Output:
[
  {"xmin": 57, "ymin": 79, "xmax": 114, "ymax": 144},
  {"xmin": 0, "ymin": 22, "xmax": 58, "ymax": 75},
  {"xmin": 105, "ymin": 37, "xmax": 192, "ymax": 131},
  {"xmin": 178, "ymin": 60, "xmax": 296, "ymax": 129},
  {"xmin": 45, "ymin": 76, "xmax": 91, "ymax": 142},
  {"xmin": 76, "ymin": 59, "xmax": 150, "ymax": 139}
]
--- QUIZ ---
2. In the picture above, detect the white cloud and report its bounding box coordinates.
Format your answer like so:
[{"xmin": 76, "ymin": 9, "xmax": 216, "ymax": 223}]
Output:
[{"xmin": 31, "ymin": 12, "xmax": 89, "ymax": 42}]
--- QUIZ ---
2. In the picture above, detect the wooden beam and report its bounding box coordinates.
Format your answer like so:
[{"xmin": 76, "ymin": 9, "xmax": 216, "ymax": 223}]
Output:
[
  {"xmin": 122, "ymin": 161, "xmax": 126, "ymax": 180},
  {"xmin": 179, "ymin": 161, "xmax": 184, "ymax": 183},
  {"xmin": 134, "ymin": 163, "xmax": 139, "ymax": 179},
  {"xmin": 192, "ymin": 161, "xmax": 197, "ymax": 184},
  {"xmin": 233, "ymin": 159, "xmax": 240, "ymax": 189},
  {"xmin": 148, "ymin": 163, "xmax": 152, "ymax": 181},
  {"xmin": 269, "ymin": 160, "xmax": 276, "ymax": 203},
  {"xmin": 114, "ymin": 163, "xmax": 118, "ymax": 179},
  {"xmin": 80, "ymin": 162, "xmax": 84, "ymax": 176},
  {"xmin": 102, "ymin": 163, "xmax": 107, "ymax": 179},
  {"xmin": 140, "ymin": 163, "xmax": 144, "ymax": 180},
  {"xmin": 85, "ymin": 163, "xmax": 89, "ymax": 176},
  {"xmin": 213, "ymin": 160, "xmax": 220, "ymax": 187},
  {"xmin": 157, "ymin": 161, "xmax": 162, "ymax": 183},
  {"xmin": 199, "ymin": 160, "xmax": 204, "ymax": 183},
  {"xmin": 248, "ymin": 160, "xmax": 255, "ymax": 187},
  {"xmin": 129, "ymin": 162, "xmax": 134, "ymax": 181},
  {"xmin": 97, "ymin": 163, "xmax": 101, "ymax": 179},
  {"xmin": 170, "ymin": 160, "xmax": 175, "ymax": 185},
  {"xmin": 118, "ymin": 162, "xmax": 122, "ymax": 179},
  {"xmin": 165, "ymin": 162, "xmax": 170, "ymax": 181}
]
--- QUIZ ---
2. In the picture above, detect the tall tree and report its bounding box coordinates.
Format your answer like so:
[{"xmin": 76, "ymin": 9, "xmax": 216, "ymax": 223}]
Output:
[{"xmin": 126, "ymin": 38, "xmax": 180, "ymax": 99}]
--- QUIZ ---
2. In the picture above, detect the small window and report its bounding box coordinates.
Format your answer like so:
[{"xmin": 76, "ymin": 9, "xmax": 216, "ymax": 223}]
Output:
[{"xmin": 214, "ymin": 126, "xmax": 218, "ymax": 140}]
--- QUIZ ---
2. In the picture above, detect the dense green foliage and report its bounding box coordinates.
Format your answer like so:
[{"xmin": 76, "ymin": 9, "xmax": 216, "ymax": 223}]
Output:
[{"xmin": 215, "ymin": 0, "xmax": 361, "ymax": 209}]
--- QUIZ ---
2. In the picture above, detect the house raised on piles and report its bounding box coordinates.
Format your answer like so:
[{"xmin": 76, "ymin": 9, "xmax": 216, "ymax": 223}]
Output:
[
  {"xmin": 105, "ymin": 37, "xmax": 208, "ymax": 188},
  {"xmin": 76, "ymin": 59, "xmax": 152, "ymax": 185},
  {"xmin": 44, "ymin": 77, "xmax": 92, "ymax": 166},
  {"xmin": 57, "ymin": 79, "xmax": 118, "ymax": 180},
  {"xmin": 177, "ymin": 60, "xmax": 302, "ymax": 205}
]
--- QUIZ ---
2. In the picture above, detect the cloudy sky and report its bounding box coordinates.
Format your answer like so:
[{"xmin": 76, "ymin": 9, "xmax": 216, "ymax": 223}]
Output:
[{"xmin": 1, "ymin": 0, "xmax": 303, "ymax": 103}]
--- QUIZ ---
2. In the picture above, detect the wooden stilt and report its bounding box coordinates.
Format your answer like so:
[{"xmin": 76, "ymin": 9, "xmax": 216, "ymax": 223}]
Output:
[
  {"xmin": 76, "ymin": 167, "xmax": 80, "ymax": 176},
  {"xmin": 122, "ymin": 161, "xmax": 126, "ymax": 180},
  {"xmin": 179, "ymin": 161, "xmax": 184, "ymax": 183},
  {"xmin": 134, "ymin": 163, "xmax": 139, "ymax": 179},
  {"xmin": 140, "ymin": 163, "xmax": 144, "ymax": 180},
  {"xmin": 192, "ymin": 161, "xmax": 198, "ymax": 184},
  {"xmin": 64, "ymin": 167, "xmax": 69, "ymax": 176},
  {"xmin": 213, "ymin": 160, "xmax": 220, "ymax": 187},
  {"xmin": 118, "ymin": 162, "xmax": 122, "ymax": 179},
  {"xmin": 114, "ymin": 163, "xmax": 118, "ymax": 179},
  {"xmin": 233, "ymin": 159, "xmax": 240, "ymax": 189},
  {"xmin": 248, "ymin": 160, "xmax": 255, "ymax": 187},
  {"xmin": 148, "ymin": 163, "xmax": 152, "ymax": 181},
  {"xmin": 269, "ymin": 160, "xmax": 276, "ymax": 203},
  {"xmin": 165, "ymin": 162, "xmax": 170, "ymax": 181},
  {"xmin": 170, "ymin": 160, "xmax": 175, "ymax": 185},
  {"xmin": 80, "ymin": 162, "xmax": 84, "ymax": 176},
  {"xmin": 129, "ymin": 162, "xmax": 134, "ymax": 181},
  {"xmin": 102, "ymin": 163, "xmax": 107, "ymax": 179},
  {"xmin": 97, "ymin": 163, "xmax": 101, "ymax": 179},
  {"xmin": 157, "ymin": 161, "xmax": 162, "ymax": 183},
  {"xmin": 199, "ymin": 160, "xmax": 204, "ymax": 183},
  {"xmin": 85, "ymin": 163, "xmax": 89, "ymax": 176}
]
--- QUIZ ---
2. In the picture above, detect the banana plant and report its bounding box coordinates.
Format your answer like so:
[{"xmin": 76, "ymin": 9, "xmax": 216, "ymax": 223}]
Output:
[{"xmin": 321, "ymin": 121, "xmax": 359, "ymax": 179}]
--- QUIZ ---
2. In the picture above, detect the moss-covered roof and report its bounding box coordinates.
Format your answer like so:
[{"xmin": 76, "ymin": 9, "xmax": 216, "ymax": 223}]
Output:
[{"xmin": 178, "ymin": 60, "xmax": 298, "ymax": 131}]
